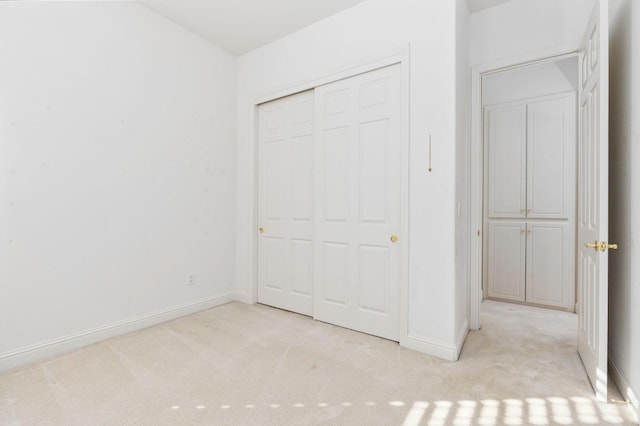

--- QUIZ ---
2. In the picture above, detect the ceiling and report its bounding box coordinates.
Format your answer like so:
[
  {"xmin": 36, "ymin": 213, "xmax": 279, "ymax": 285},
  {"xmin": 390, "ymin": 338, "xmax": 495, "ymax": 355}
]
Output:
[
  {"xmin": 140, "ymin": 0, "xmax": 368, "ymax": 56},
  {"xmin": 466, "ymin": 0, "xmax": 514, "ymax": 14},
  {"xmin": 140, "ymin": 0, "xmax": 514, "ymax": 56}
]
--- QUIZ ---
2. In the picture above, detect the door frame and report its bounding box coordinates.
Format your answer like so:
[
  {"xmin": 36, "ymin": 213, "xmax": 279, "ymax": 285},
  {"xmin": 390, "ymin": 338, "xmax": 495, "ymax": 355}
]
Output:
[
  {"xmin": 469, "ymin": 47, "xmax": 579, "ymax": 330},
  {"xmin": 249, "ymin": 47, "xmax": 411, "ymax": 345}
]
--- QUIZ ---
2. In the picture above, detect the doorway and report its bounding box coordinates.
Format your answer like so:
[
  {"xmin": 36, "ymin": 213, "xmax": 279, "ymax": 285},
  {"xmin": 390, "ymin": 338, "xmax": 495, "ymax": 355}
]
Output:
[
  {"xmin": 469, "ymin": 2, "xmax": 612, "ymax": 400},
  {"xmin": 481, "ymin": 57, "xmax": 579, "ymax": 312},
  {"xmin": 469, "ymin": 50, "xmax": 582, "ymax": 331}
]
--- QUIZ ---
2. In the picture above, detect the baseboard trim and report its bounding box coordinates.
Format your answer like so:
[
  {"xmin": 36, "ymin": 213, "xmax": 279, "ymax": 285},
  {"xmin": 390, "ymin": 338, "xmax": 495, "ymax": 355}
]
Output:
[
  {"xmin": 455, "ymin": 319, "xmax": 470, "ymax": 360},
  {"xmin": 0, "ymin": 292, "xmax": 235, "ymax": 373},
  {"xmin": 609, "ymin": 355, "xmax": 640, "ymax": 423},
  {"xmin": 404, "ymin": 333, "xmax": 460, "ymax": 362},
  {"xmin": 234, "ymin": 292, "xmax": 255, "ymax": 305}
]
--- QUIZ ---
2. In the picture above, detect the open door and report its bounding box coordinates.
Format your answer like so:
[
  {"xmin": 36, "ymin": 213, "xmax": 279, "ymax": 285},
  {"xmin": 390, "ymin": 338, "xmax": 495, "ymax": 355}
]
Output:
[{"xmin": 577, "ymin": 0, "xmax": 614, "ymax": 402}]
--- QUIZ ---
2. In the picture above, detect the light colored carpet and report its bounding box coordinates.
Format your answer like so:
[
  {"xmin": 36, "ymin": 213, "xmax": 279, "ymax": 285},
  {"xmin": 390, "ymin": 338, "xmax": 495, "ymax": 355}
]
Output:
[{"xmin": 0, "ymin": 300, "xmax": 636, "ymax": 425}]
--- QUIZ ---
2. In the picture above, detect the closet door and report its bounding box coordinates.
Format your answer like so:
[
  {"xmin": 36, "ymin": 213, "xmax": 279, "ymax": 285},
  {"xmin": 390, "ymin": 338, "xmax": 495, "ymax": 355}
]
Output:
[
  {"xmin": 527, "ymin": 93, "xmax": 576, "ymax": 219},
  {"xmin": 257, "ymin": 90, "xmax": 314, "ymax": 316},
  {"xmin": 526, "ymin": 222, "xmax": 572, "ymax": 308},
  {"xmin": 485, "ymin": 103, "xmax": 527, "ymax": 219},
  {"xmin": 314, "ymin": 64, "xmax": 401, "ymax": 341},
  {"xmin": 487, "ymin": 221, "xmax": 526, "ymax": 302}
]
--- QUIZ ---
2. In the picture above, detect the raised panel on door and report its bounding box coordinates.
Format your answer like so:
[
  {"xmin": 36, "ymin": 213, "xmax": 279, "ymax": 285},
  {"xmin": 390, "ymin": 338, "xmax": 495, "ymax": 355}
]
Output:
[
  {"xmin": 314, "ymin": 64, "xmax": 401, "ymax": 341},
  {"xmin": 485, "ymin": 104, "xmax": 527, "ymax": 219},
  {"xmin": 258, "ymin": 90, "xmax": 314, "ymax": 316},
  {"xmin": 526, "ymin": 222, "xmax": 573, "ymax": 308},
  {"xmin": 527, "ymin": 93, "xmax": 576, "ymax": 219},
  {"xmin": 487, "ymin": 221, "xmax": 526, "ymax": 302}
]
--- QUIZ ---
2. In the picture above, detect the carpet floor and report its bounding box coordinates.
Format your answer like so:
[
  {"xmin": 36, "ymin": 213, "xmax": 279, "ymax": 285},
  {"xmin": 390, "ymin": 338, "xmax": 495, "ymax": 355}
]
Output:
[{"xmin": 0, "ymin": 300, "xmax": 636, "ymax": 425}]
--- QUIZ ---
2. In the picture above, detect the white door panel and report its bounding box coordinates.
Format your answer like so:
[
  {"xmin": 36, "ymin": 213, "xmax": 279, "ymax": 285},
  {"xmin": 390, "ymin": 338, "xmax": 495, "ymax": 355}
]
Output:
[
  {"xmin": 485, "ymin": 104, "xmax": 527, "ymax": 218},
  {"xmin": 258, "ymin": 90, "xmax": 314, "ymax": 316},
  {"xmin": 526, "ymin": 222, "xmax": 572, "ymax": 308},
  {"xmin": 527, "ymin": 93, "xmax": 576, "ymax": 219},
  {"xmin": 487, "ymin": 222, "xmax": 526, "ymax": 302},
  {"xmin": 314, "ymin": 64, "xmax": 401, "ymax": 341},
  {"xmin": 577, "ymin": 0, "xmax": 610, "ymax": 402}
]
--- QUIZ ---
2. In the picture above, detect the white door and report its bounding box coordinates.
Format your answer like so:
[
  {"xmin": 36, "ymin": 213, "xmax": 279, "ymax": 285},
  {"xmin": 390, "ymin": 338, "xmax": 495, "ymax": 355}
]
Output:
[
  {"xmin": 577, "ymin": 0, "xmax": 611, "ymax": 402},
  {"xmin": 314, "ymin": 64, "xmax": 401, "ymax": 341},
  {"xmin": 258, "ymin": 90, "xmax": 314, "ymax": 316}
]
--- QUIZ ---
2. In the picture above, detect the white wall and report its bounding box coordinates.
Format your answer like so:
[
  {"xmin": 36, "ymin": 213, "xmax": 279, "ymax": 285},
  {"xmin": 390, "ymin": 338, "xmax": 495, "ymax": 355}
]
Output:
[
  {"xmin": 482, "ymin": 58, "xmax": 578, "ymax": 106},
  {"xmin": 236, "ymin": 0, "xmax": 464, "ymax": 359},
  {"xmin": 470, "ymin": 0, "xmax": 595, "ymax": 66},
  {"xmin": 609, "ymin": 0, "xmax": 640, "ymax": 417},
  {"xmin": 455, "ymin": 0, "xmax": 471, "ymax": 351},
  {"xmin": 0, "ymin": 2, "xmax": 237, "ymax": 370}
]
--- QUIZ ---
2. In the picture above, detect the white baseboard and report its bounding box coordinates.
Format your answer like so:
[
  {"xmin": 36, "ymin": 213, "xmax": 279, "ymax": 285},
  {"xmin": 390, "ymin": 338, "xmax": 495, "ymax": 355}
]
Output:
[
  {"xmin": 234, "ymin": 292, "xmax": 255, "ymax": 305},
  {"xmin": 404, "ymin": 334, "xmax": 458, "ymax": 362},
  {"xmin": 403, "ymin": 320, "xmax": 469, "ymax": 362},
  {"xmin": 609, "ymin": 355, "xmax": 640, "ymax": 424},
  {"xmin": 0, "ymin": 292, "xmax": 235, "ymax": 373},
  {"xmin": 455, "ymin": 319, "xmax": 470, "ymax": 359}
]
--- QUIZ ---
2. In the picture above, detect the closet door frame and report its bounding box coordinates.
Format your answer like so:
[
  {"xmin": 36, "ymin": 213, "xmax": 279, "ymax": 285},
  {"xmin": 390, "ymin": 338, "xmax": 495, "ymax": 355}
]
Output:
[{"xmin": 248, "ymin": 48, "xmax": 411, "ymax": 346}]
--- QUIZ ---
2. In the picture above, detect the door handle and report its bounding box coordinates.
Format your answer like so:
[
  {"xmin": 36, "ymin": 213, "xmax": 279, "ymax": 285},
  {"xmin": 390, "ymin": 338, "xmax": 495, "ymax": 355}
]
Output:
[
  {"xmin": 390, "ymin": 235, "xmax": 398, "ymax": 243},
  {"xmin": 585, "ymin": 241, "xmax": 618, "ymax": 252},
  {"xmin": 599, "ymin": 241, "xmax": 618, "ymax": 252},
  {"xmin": 259, "ymin": 227, "xmax": 264, "ymax": 234},
  {"xmin": 585, "ymin": 241, "xmax": 599, "ymax": 251}
]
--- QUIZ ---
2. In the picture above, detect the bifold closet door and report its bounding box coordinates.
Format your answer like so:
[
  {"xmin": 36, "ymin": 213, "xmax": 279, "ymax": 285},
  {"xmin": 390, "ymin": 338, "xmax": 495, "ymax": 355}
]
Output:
[
  {"xmin": 314, "ymin": 64, "xmax": 402, "ymax": 341},
  {"xmin": 257, "ymin": 90, "xmax": 314, "ymax": 316}
]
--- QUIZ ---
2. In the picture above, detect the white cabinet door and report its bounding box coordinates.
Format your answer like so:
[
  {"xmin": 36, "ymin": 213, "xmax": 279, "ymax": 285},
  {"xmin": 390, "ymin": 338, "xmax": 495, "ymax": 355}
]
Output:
[
  {"xmin": 485, "ymin": 104, "xmax": 527, "ymax": 218},
  {"xmin": 314, "ymin": 64, "xmax": 401, "ymax": 341},
  {"xmin": 527, "ymin": 93, "xmax": 576, "ymax": 219},
  {"xmin": 487, "ymin": 221, "xmax": 526, "ymax": 302},
  {"xmin": 526, "ymin": 222, "xmax": 573, "ymax": 308},
  {"xmin": 258, "ymin": 90, "xmax": 314, "ymax": 316}
]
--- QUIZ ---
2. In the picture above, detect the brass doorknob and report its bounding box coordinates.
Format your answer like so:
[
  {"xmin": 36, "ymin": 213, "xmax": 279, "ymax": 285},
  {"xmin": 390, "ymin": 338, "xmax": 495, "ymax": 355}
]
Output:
[
  {"xmin": 600, "ymin": 241, "xmax": 618, "ymax": 252},
  {"xmin": 259, "ymin": 227, "xmax": 264, "ymax": 234},
  {"xmin": 390, "ymin": 235, "xmax": 398, "ymax": 243},
  {"xmin": 585, "ymin": 241, "xmax": 618, "ymax": 252},
  {"xmin": 585, "ymin": 241, "xmax": 599, "ymax": 251}
]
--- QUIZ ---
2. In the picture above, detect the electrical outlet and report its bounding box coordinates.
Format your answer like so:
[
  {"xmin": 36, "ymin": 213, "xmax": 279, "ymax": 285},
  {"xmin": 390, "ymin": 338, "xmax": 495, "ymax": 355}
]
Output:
[{"xmin": 188, "ymin": 274, "xmax": 195, "ymax": 286}]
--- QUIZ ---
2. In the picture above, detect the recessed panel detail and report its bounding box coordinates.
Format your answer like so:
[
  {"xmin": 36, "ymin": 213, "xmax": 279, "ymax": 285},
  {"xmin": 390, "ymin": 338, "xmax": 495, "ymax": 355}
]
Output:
[
  {"xmin": 293, "ymin": 100, "xmax": 313, "ymax": 125},
  {"xmin": 266, "ymin": 108, "xmax": 284, "ymax": 130},
  {"xmin": 265, "ymin": 237, "xmax": 284, "ymax": 291},
  {"xmin": 323, "ymin": 127, "xmax": 349, "ymax": 222},
  {"xmin": 358, "ymin": 245, "xmax": 388, "ymax": 314},
  {"xmin": 360, "ymin": 78, "xmax": 388, "ymax": 109},
  {"xmin": 359, "ymin": 119, "xmax": 389, "ymax": 223},
  {"xmin": 292, "ymin": 135, "xmax": 313, "ymax": 221},
  {"xmin": 322, "ymin": 242, "xmax": 348, "ymax": 306},
  {"xmin": 324, "ymin": 89, "xmax": 349, "ymax": 116},
  {"xmin": 291, "ymin": 239, "xmax": 313, "ymax": 296},
  {"xmin": 265, "ymin": 140, "xmax": 284, "ymax": 221}
]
